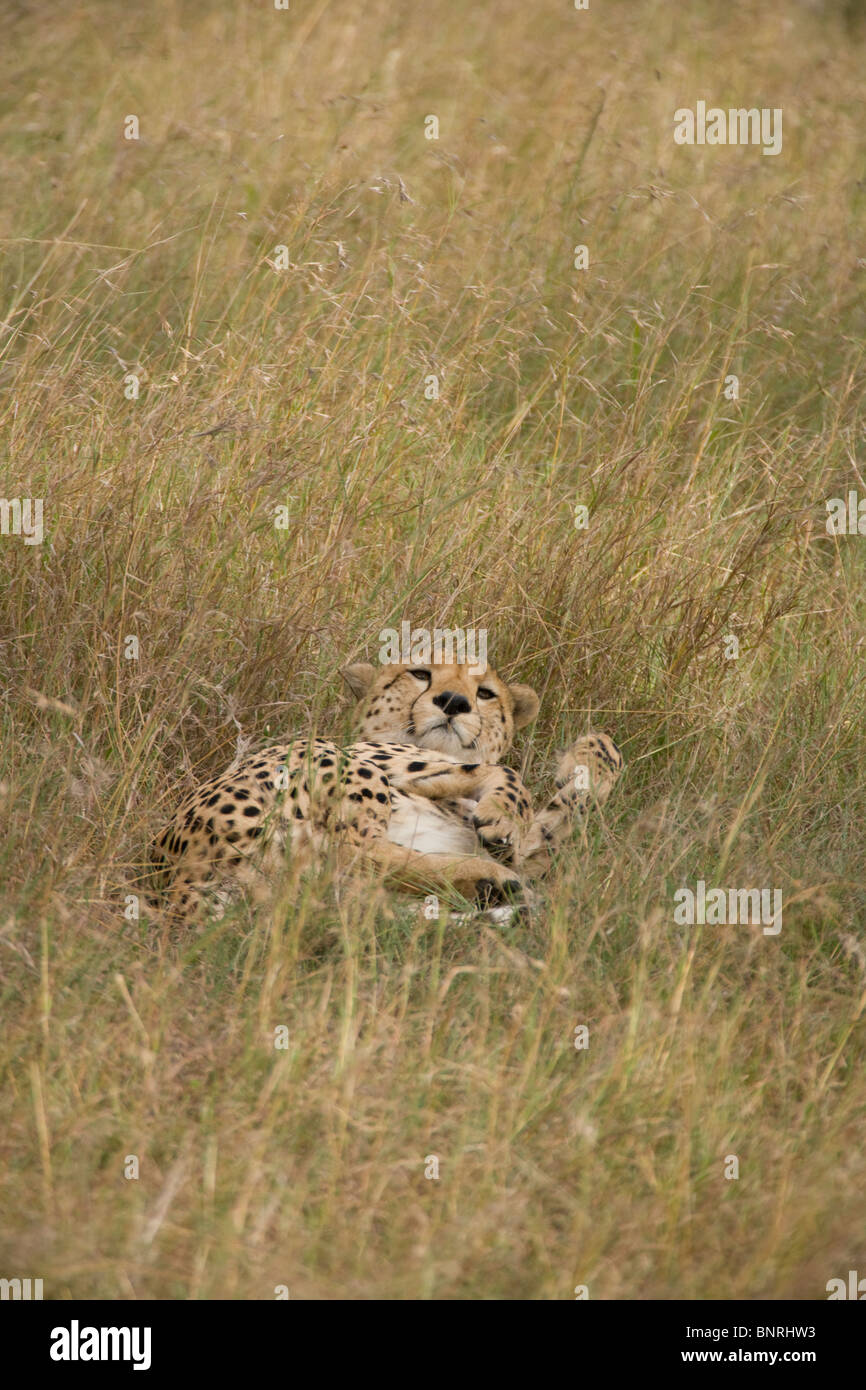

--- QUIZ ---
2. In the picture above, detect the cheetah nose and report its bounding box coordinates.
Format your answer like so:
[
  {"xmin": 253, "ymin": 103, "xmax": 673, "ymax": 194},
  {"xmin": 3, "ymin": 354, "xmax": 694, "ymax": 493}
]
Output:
[{"xmin": 433, "ymin": 690, "xmax": 472, "ymax": 718}]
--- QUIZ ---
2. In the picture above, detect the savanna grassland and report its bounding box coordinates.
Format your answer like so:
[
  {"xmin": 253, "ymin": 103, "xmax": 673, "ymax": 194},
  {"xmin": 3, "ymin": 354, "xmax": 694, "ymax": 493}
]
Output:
[{"xmin": 1, "ymin": 0, "xmax": 865, "ymax": 1299}]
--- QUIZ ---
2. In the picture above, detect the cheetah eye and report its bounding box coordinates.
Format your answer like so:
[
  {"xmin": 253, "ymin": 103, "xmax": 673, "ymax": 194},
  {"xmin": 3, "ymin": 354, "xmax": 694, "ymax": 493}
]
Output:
[
  {"xmin": 477, "ymin": 686, "xmax": 496, "ymax": 700},
  {"xmin": 409, "ymin": 668, "xmax": 430, "ymax": 683}
]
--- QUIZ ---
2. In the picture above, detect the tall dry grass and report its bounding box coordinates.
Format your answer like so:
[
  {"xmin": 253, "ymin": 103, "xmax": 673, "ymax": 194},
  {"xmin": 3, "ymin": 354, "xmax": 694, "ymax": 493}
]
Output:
[{"xmin": 1, "ymin": 0, "xmax": 864, "ymax": 1297}]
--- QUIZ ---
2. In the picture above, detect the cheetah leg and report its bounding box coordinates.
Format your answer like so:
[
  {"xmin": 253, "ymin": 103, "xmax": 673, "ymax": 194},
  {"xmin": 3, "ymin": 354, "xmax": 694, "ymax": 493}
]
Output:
[
  {"xmin": 163, "ymin": 869, "xmax": 219, "ymax": 925},
  {"xmin": 382, "ymin": 756, "xmax": 528, "ymax": 803},
  {"xmin": 378, "ymin": 756, "xmax": 533, "ymax": 855},
  {"xmin": 161, "ymin": 834, "xmax": 318, "ymax": 926},
  {"xmin": 516, "ymin": 733, "xmax": 624, "ymax": 879}
]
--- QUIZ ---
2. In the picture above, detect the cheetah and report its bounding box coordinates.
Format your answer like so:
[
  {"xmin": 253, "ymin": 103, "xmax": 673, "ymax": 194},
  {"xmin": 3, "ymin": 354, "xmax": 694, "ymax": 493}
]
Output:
[{"xmin": 150, "ymin": 660, "xmax": 624, "ymax": 924}]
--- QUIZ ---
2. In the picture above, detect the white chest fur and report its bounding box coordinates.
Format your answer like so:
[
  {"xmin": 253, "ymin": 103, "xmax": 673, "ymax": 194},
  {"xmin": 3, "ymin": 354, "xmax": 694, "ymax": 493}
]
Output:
[{"xmin": 386, "ymin": 790, "xmax": 479, "ymax": 856}]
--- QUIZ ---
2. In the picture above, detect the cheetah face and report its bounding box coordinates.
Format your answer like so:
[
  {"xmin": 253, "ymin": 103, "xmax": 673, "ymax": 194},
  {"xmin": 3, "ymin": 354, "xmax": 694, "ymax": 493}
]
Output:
[{"xmin": 343, "ymin": 661, "xmax": 540, "ymax": 764}]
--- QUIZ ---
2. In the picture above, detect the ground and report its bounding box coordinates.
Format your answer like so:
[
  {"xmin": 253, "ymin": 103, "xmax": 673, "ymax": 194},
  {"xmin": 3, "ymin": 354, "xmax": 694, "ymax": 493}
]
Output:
[{"xmin": 0, "ymin": 0, "xmax": 865, "ymax": 1299}]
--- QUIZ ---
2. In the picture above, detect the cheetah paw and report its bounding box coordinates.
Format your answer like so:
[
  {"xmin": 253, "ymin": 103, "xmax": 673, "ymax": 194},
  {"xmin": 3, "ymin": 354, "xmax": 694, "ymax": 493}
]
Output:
[
  {"xmin": 555, "ymin": 732, "xmax": 624, "ymax": 807},
  {"xmin": 471, "ymin": 796, "xmax": 527, "ymax": 857}
]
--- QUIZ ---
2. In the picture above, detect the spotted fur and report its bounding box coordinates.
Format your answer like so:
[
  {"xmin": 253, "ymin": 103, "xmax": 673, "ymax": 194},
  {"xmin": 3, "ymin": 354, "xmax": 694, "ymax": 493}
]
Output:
[{"xmin": 150, "ymin": 661, "xmax": 623, "ymax": 923}]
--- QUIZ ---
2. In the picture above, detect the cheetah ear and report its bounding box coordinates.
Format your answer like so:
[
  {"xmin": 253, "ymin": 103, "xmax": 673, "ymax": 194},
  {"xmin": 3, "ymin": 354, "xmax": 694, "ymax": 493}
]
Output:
[
  {"xmin": 342, "ymin": 662, "xmax": 378, "ymax": 701},
  {"xmin": 509, "ymin": 682, "xmax": 540, "ymax": 729}
]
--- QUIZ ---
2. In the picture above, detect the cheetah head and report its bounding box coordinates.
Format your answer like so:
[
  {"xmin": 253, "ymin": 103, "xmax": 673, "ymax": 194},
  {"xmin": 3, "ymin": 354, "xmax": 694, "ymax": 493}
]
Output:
[{"xmin": 342, "ymin": 661, "xmax": 539, "ymax": 764}]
